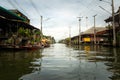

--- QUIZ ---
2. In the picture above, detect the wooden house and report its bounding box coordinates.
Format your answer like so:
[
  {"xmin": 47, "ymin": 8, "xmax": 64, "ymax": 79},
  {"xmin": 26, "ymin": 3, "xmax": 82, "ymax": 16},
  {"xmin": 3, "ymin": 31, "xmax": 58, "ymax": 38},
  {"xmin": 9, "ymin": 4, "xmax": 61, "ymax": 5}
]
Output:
[
  {"xmin": 71, "ymin": 27, "xmax": 108, "ymax": 45},
  {"xmin": 0, "ymin": 6, "xmax": 42, "ymax": 49}
]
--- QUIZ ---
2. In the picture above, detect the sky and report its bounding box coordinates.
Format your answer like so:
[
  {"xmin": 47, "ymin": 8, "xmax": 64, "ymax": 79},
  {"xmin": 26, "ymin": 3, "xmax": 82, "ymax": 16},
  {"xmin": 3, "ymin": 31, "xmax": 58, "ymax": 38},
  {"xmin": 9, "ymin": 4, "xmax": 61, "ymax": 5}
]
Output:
[{"xmin": 0, "ymin": 0, "xmax": 120, "ymax": 41}]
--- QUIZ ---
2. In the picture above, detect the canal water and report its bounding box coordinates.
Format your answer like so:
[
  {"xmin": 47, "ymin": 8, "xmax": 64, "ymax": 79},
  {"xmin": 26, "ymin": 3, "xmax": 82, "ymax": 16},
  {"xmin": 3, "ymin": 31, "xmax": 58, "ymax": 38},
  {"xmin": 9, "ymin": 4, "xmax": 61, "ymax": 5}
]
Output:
[{"xmin": 0, "ymin": 43, "xmax": 120, "ymax": 80}]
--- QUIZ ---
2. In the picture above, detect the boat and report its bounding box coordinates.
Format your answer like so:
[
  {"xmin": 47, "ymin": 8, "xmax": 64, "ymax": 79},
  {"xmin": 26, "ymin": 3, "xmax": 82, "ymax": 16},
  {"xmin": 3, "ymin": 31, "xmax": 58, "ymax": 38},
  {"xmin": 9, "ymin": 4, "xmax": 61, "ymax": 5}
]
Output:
[{"xmin": 0, "ymin": 43, "xmax": 43, "ymax": 50}]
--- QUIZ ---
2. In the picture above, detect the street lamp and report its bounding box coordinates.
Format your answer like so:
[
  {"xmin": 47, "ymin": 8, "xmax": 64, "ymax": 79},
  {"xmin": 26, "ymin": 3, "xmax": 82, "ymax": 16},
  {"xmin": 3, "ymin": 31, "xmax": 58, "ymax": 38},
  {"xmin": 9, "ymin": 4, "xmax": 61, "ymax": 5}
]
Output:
[{"xmin": 99, "ymin": 0, "xmax": 116, "ymax": 46}]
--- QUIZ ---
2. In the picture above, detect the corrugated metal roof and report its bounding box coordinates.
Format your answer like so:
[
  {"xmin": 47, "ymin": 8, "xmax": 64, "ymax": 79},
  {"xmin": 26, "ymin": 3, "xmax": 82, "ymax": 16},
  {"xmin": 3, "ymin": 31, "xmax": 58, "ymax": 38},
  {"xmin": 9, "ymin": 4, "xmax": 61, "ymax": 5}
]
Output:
[{"xmin": 82, "ymin": 27, "xmax": 107, "ymax": 34}]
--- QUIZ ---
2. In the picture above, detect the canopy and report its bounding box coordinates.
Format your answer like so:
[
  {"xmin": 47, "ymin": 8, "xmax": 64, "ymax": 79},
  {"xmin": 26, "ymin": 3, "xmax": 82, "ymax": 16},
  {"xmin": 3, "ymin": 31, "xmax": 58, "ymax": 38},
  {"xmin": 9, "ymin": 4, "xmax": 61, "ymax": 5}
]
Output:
[{"xmin": 0, "ymin": 6, "xmax": 26, "ymax": 21}]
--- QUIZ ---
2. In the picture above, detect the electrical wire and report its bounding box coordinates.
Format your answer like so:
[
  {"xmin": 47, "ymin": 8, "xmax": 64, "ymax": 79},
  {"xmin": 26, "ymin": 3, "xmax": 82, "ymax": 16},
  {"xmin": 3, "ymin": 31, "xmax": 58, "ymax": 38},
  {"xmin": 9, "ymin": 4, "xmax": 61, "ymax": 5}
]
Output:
[
  {"xmin": 6, "ymin": 0, "xmax": 17, "ymax": 9},
  {"xmin": 14, "ymin": 0, "xmax": 31, "ymax": 18},
  {"xmin": 6, "ymin": 0, "xmax": 31, "ymax": 18},
  {"xmin": 29, "ymin": 0, "xmax": 41, "ymax": 16}
]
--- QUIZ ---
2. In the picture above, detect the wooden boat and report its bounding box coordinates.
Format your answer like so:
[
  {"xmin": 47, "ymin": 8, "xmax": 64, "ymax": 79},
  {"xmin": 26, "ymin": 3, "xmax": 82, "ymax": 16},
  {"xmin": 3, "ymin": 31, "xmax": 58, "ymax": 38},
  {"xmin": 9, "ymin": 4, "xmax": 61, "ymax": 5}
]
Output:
[
  {"xmin": 21, "ymin": 44, "xmax": 43, "ymax": 50},
  {"xmin": 0, "ymin": 44, "xmax": 43, "ymax": 50}
]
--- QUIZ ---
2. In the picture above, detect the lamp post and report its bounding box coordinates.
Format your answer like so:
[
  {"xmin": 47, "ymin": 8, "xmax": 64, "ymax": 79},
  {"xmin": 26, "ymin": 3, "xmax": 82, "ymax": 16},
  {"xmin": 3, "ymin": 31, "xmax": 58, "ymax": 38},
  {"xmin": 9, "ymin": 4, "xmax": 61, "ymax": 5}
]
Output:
[{"xmin": 100, "ymin": 0, "xmax": 116, "ymax": 46}]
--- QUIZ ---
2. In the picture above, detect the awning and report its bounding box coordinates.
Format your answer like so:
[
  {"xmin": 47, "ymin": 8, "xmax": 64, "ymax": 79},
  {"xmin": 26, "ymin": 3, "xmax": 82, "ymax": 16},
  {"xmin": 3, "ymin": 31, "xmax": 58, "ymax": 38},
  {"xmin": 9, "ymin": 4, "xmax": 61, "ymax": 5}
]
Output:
[
  {"xmin": 0, "ymin": 16, "xmax": 39, "ymax": 30},
  {"xmin": 0, "ymin": 6, "xmax": 26, "ymax": 21}
]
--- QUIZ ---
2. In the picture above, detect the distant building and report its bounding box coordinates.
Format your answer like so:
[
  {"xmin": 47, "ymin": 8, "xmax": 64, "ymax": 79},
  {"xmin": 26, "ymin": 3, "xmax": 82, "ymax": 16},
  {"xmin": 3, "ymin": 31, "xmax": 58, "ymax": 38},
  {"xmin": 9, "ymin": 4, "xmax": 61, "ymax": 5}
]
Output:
[{"xmin": 81, "ymin": 27, "xmax": 108, "ymax": 44}]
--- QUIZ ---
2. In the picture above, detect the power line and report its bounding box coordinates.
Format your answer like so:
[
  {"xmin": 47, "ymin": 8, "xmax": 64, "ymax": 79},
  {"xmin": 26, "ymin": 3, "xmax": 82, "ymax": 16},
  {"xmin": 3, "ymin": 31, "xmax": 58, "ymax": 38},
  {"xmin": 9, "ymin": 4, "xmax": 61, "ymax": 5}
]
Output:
[
  {"xmin": 14, "ymin": 0, "xmax": 31, "ymax": 17},
  {"xmin": 99, "ymin": 6, "xmax": 111, "ymax": 14},
  {"xmin": 6, "ymin": 0, "xmax": 31, "ymax": 18},
  {"xmin": 29, "ymin": 0, "xmax": 41, "ymax": 16},
  {"xmin": 6, "ymin": 0, "xmax": 17, "ymax": 9},
  {"xmin": 77, "ymin": 0, "xmax": 106, "ymax": 19}
]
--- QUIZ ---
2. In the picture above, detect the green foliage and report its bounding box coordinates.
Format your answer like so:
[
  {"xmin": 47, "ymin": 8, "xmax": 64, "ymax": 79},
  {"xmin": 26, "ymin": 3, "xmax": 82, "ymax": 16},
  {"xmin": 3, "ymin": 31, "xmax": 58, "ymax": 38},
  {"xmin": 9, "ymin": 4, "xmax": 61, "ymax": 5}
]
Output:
[
  {"xmin": 65, "ymin": 38, "xmax": 70, "ymax": 44},
  {"xmin": 58, "ymin": 39, "xmax": 65, "ymax": 43},
  {"xmin": 18, "ymin": 27, "xmax": 25, "ymax": 36},
  {"xmin": 106, "ymin": 24, "xmax": 112, "ymax": 29},
  {"xmin": 35, "ymin": 30, "xmax": 41, "ymax": 35},
  {"xmin": 32, "ymin": 29, "xmax": 42, "ymax": 35},
  {"xmin": 72, "ymin": 39, "xmax": 79, "ymax": 45},
  {"xmin": 18, "ymin": 28, "xmax": 31, "ymax": 37}
]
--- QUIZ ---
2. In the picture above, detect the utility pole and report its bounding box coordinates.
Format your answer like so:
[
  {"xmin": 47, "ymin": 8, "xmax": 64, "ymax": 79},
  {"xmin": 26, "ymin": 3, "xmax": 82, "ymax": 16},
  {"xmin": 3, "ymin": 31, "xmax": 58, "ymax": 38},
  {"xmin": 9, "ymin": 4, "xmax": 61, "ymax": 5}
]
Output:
[
  {"xmin": 86, "ymin": 16, "xmax": 88, "ymax": 28},
  {"xmin": 118, "ymin": 7, "xmax": 120, "ymax": 25},
  {"xmin": 93, "ymin": 14, "xmax": 97, "ymax": 44},
  {"xmin": 41, "ymin": 16, "xmax": 43, "ymax": 34},
  {"xmin": 99, "ymin": 0, "xmax": 116, "ymax": 46},
  {"xmin": 40, "ymin": 16, "xmax": 43, "ymax": 39},
  {"xmin": 111, "ymin": 0, "xmax": 116, "ymax": 46},
  {"xmin": 77, "ymin": 17, "xmax": 82, "ymax": 45},
  {"xmin": 69, "ymin": 26, "xmax": 71, "ymax": 45}
]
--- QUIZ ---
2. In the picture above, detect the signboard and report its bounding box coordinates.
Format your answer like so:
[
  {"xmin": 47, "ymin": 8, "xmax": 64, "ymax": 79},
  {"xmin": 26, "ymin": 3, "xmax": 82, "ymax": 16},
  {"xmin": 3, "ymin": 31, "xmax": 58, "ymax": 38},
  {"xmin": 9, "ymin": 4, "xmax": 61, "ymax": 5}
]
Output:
[{"xmin": 84, "ymin": 38, "xmax": 90, "ymax": 42}]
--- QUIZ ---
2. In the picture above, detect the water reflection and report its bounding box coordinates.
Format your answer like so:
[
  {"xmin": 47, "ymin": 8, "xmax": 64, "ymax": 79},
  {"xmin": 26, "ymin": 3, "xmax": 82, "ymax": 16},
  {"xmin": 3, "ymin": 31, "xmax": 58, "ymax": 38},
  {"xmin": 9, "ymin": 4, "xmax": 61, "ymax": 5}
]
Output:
[
  {"xmin": 71, "ymin": 45, "xmax": 120, "ymax": 80},
  {"xmin": 19, "ymin": 44, "xmax": 109, "ymax": 80},
  {"xmin": 71, "ymin": 45, "xmax": 113, "ymax": 61},
  {"xmin": 69, "ymin": 45, "xmax": 111, "ymax": 80},
  {"xmin": 0, "ymin": 49, "xmax": 42, "ymax": 80},
  {"xmin": 105, "ymin": 48, "xmax": 120, "ymax": 80},
  {"xmin": 0, "ymin": 44, "xmax": 120, "ymax": 80}
]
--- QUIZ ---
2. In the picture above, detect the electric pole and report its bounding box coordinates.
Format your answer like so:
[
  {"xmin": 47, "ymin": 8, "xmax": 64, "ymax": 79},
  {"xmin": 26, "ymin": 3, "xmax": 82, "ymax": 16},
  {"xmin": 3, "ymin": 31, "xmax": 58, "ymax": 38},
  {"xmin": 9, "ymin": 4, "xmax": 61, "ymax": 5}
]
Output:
[
  {"xmin": 93, "ymin": 14, "xmax": 97, "ymax": 44},
  {"xmin": 111, "ymin": 0, "xmax": 116, "ymax": 46},
  {"xmin": 118, "ymin": 7, "xmax": 120, "ymax": 47},
  {"xmin": 86, "ymin": 16, "xmax": 88, "ymax": 28},
  {"xmin": 40, "ymin": 16, "xmax": 43, "ymax": 39},
  {"xmin": 77, "ymin": 17, "xmax": 82, "ymax": 45},
  {"xmin": 69, "ymin": 26, "xmax": 71, "ymax": 45},
  {"xmin": 99, "ymin": 0, "xmax": 116, "ymax": 46},
  {"xmin": 41, "ymin": 16, "xmax": 43, "ymax": 34}
]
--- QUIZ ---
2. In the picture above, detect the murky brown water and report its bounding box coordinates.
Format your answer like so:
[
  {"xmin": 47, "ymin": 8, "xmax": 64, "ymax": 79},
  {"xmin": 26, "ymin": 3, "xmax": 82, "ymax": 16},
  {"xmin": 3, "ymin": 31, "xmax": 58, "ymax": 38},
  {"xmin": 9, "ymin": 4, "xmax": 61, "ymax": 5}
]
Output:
[{"xmin": 0, "ymin": 43, "xmax": 120, "ymax": 80}]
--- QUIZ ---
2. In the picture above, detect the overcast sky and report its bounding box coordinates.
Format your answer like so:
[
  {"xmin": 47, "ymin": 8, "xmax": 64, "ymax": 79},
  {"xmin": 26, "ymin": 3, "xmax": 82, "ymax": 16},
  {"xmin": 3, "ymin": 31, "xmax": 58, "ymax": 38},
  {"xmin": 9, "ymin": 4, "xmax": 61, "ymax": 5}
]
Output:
[{"xmin": 0, "ymin": 0, "xmax": 120, "ymax": 41}]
